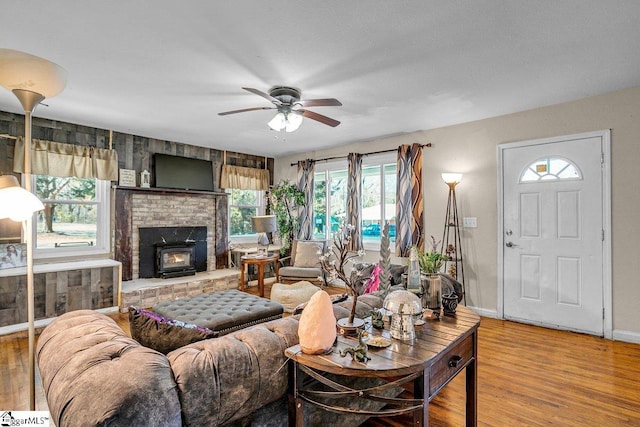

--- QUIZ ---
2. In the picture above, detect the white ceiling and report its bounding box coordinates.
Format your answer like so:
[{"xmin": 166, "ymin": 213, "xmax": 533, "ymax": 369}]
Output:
[{"xmin": 1, "ymin": 1, "xmax": 640, "ymax": 157}]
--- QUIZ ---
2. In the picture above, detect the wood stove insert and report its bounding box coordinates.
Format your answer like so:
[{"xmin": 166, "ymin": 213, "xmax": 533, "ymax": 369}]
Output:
[
  {"xmin": 138, "ymin": 226, "xmax": 208, "ymax": 279},
  {"xmin": 156, "ymin": 242, "xmax": 197, "ymax": 278}
]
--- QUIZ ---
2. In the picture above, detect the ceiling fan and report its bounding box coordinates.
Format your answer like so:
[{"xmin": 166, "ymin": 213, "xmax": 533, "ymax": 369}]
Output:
[{"xmin": 218, "ymin": 86, "xmax": 342, "ymax": 132}]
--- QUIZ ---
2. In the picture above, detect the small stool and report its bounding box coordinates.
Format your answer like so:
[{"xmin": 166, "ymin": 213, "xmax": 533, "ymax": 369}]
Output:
[{"xmin": 270, "ymin": 281, "xmax": 320, "ymax": 313}]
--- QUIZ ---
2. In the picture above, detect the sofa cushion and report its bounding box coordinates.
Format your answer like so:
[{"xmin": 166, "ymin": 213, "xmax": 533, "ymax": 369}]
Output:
[
  {"xmin": 37, "ymin": 310, "xmax": 182, "ymax": 427},
  {"xmin": 129, "ymin": 306, "xmax": 216, "ymax": 355},
  {"xmin": 293, "ymin": 241, "xmax": 324, "ymax": 267},
  {"xmin": 278, "ymin": 265, "xmax": 322, "ymax": 279},
  {"xmin": 168, "ymin": 316, "xmax": 301, "ymax": 426}
]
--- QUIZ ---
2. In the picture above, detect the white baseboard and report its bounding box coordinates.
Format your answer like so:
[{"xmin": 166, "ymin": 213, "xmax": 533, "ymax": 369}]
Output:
[
  {"xmin": 466, "ymin": 306, "xmax": 499, "ymax": 318},
  {"xmin": 612, "ymin": 329, "xmax": 640, "ymax": 344}
]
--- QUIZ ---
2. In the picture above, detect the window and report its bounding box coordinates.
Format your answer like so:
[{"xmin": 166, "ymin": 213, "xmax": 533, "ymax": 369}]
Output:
[
  {"xmin": 313, "ymin": 162, "xmax": 348, "ymax": 240},
  {"xmin": 228, "ymin": 189, "xmax": 265, "ymax": 241},
  {"xmin": 520, "ymin": 157, "xmax": 581, "ymax": 182},
  {"xmin": 361, "ymin": 155, "xmax": 396, "ymax": 249},
  {"xmin": 34, "ymin": 175, "xmax": 110, "ymax": 258},
  {"xmin": 312, "ymin": 154, "xmax": 397, "ymax": 250}
]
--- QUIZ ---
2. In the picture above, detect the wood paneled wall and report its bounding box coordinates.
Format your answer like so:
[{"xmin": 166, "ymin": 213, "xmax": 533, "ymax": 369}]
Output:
[
  {"xmin": 0, "ymin": 110, "xmax": 275, "ymax": 275},
  {"xmin": 0, "ymin": 265, "xmax": 117, "ymax": 327}
]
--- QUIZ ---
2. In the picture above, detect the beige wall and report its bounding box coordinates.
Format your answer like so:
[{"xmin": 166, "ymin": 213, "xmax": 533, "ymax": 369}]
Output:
[{"xmin": 274, "ymin": 86, "xmax": 640, "ymax": 338}]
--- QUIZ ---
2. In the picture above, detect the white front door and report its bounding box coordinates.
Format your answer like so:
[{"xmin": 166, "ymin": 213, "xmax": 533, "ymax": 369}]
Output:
[{"xmin": 500, "ymin": 132, "xmax": 608, "ymax": 335}]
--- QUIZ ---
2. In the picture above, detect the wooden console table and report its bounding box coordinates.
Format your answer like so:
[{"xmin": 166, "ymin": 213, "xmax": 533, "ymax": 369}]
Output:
[
  {"xmin": 285, "ymin": 305, "xmax": 480, "ymax": 426},
  {"xmin": 239, "ymin": 253, "xmax": 279, "ymax": 298}
]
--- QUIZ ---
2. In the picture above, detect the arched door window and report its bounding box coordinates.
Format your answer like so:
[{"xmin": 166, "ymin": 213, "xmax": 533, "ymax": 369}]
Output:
[{"xmin": 520, "ymin": 157, "xmax": 582, "ymax": 182}]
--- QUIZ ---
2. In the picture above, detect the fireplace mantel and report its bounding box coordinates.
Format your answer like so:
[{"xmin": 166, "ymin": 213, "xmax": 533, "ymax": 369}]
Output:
[{"xmin": 113, "ymin": 185, "xmax": 227, "ymax": 197}]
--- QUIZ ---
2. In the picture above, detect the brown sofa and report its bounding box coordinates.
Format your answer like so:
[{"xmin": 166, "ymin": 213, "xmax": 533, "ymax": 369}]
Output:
[{"xmin": 36, "ymin": 292, "xmax": 389, "ymax": 427}]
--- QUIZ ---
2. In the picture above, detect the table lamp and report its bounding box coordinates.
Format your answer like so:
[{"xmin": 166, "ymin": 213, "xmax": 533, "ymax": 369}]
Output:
[
  {"xmin": 251, "ymin": 215, "xmax": 277, "ymax": 255},
  {"xmin": 383, "ymin": 290, "xmax": 423, "ymax": 341}
]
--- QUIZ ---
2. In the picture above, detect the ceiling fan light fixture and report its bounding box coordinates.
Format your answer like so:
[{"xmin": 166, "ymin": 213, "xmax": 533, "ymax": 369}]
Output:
[
  {"xmin": 268, "ymin": 112, "xmax": 286, "ymax": 131},
  {"xmin": 268, "ymin": 111, "xmax": 303, "ymax": 132},
  {"xmin": 285, "ymin": 111, "xmax": 303, "ymax": 132}
]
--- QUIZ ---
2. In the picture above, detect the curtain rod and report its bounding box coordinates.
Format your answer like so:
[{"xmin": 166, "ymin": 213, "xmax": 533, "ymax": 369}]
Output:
[
  {"xmin": 0, "ymin": 134, "xmax": 18, "ymax": 140},
  {"xmin": 289, "ymin": 142, "xmax": 431, "ymax": 167}
]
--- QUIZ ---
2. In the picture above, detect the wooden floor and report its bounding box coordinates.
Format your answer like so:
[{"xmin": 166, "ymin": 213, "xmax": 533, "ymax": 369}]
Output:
[{"xmin": 2, "ymin": 282, "xmax": 640, "ymax": 426}]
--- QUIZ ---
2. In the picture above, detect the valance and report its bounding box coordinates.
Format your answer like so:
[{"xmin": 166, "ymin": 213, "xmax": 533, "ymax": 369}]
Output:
[
  {"xmin": 220, "ymin": 164, "xmax": 270, "ymax": 190},
  {"xmin": 13, "ymin": 137, "xmax": 119, "ymax": 181}
]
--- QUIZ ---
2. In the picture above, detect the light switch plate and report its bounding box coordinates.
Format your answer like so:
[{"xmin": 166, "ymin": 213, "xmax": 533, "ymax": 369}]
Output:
[{"xmin": 463, "ymin": 217, "xmax": 477, "ymax": 228}]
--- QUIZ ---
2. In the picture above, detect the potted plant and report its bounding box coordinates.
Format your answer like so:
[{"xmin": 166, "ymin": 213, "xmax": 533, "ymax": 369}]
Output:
[
  {"xmin": 267, "ymin": 180, "xmax": 305, "ymax": 256},
  {"xmin": 414, "ymin": 236, "xmax": 448, "ymax": 311}
]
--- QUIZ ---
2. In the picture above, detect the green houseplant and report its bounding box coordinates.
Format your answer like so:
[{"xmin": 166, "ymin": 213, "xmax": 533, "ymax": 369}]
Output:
[
  {"xmin": 414, "ymin": 236, "xmax": 448, "ymax": 311},
  {"xmin": 414, "ymin": 236, "xmax": 448, "ymax": 274},
  {"xmin": 268, "ymin": 180, "xmax": 305, "ymax": 256}
]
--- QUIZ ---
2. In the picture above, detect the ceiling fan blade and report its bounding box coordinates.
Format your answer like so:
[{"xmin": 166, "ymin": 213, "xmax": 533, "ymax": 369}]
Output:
[
  {"xmin": 242, "ymin": 87, "xmax": 282, "ymax": 105},
  {"xmin": 218, "ymin": 106, "xmax": 274, "ymax": 116},
  {"xmin": 300, "ymin": 109, "xmax": 341, "ymax": 127},
  {"xmin": 296, "ymin": 98, "xmax": 342, "ymax": 108}
]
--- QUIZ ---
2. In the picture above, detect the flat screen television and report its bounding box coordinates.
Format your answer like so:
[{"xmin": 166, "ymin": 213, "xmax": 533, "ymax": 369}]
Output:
[{"xmin": 153, "ymin": 153, "xmax": 214, "ymax": 191}]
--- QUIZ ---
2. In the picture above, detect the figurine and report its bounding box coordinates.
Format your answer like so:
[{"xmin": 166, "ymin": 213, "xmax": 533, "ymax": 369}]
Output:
[
  {"xmin": 370, "ymin": 309, "xmax": 385, "ymax": 329},
  {"xmin": 340, "ymin": 330, "xmax": 371, "ymax": 363}
]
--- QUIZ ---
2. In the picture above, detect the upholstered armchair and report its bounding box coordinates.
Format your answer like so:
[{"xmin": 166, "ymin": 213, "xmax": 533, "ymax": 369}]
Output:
[{"xmin": 277, "ymin": 239, "xmax": 327, "ymax": 286}]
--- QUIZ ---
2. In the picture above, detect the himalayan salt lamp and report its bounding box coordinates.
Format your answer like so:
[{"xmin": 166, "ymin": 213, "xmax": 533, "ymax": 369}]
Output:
[{"xmin": 298, "ymin": 290, "xmax": 336, "ymax": 354}]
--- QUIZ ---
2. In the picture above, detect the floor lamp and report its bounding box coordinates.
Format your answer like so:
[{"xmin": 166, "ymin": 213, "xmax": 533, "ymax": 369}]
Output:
[
  {"xmin": 0, "ymin": 49, "xmax": 67, "ymax": 410},
  {"xmin": 440, "ymin": 173, "xmax": 466, "ymax": 305}
]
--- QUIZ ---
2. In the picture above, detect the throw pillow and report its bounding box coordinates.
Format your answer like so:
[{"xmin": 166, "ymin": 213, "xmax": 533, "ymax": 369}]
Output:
[
  {"xmin": 128, "ymin": 306, "xmax": 216, "ymax": 354},
  {"xmin": 293, "ymin": 241, "xmax": 324, "ymax": 268},
  {"xmin": 293, "ymin": 293, "xmax": 348, "ymax": 315}
]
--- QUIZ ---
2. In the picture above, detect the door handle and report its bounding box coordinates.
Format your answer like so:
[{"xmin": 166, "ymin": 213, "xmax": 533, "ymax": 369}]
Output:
[{"xmin": 505, "ymin": 241, "xmax": 518, "ymax": 248}]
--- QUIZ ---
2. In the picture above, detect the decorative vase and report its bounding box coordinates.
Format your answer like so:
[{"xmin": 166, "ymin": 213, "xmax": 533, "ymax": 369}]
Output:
[
  {"xmin": 422, "ymin": 274, "xmax": 442, "ymax": 312},
  {"xmin": 442, "ymin": 293, "xmax": 458, "ymax": 316},
  {"xmin": 406, "ymin": 247, "xmax": 422, "ymax": 293}
]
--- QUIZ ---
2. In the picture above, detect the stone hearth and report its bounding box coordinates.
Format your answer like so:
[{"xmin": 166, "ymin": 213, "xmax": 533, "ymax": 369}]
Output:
[{"xmin": 120, "ymin": 269, "xmax": 239, "ymax": 312}]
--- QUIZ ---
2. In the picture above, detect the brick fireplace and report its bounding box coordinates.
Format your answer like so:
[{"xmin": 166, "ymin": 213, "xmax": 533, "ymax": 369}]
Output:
[{"xmin": 114, "ymin": 187, "xmax": 228, "ymax": 281}]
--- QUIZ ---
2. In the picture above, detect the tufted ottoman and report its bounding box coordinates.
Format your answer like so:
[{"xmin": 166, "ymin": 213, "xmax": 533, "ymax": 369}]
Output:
[
  {"xmin": 270, "ymin": 281, "xmax": 320, "ymax": 313},
  {"xmin": 152, "ymin": 289, "xmax": 284, "ymax": 336}
]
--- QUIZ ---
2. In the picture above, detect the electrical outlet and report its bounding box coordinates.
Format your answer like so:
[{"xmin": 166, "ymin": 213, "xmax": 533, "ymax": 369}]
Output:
[{"xmin": 463, "ymin": 217, "xmax": 477, "ymax": 228}]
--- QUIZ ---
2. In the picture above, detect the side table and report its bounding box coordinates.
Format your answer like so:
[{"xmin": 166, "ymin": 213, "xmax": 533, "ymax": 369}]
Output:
[
  {"xmin": 285, "ymin": 305, "xmax": 480, "ymax": 426},
  {"xmin": 240, "ymin": 253, "xmax": 279, "ymax": 298}
]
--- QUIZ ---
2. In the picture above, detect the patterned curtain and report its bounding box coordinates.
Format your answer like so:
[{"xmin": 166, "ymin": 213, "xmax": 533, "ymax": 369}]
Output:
[
  {"xmin": 346, "ymin": 152, "xmax": 363, "ymax": 251},
  {"xmin": 396, "ymin": 143, "xmax": 424, "ymax": 257},
  {"xmin": 297, "ymin": 159, "xmax": 315, "ymax": 240}
]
